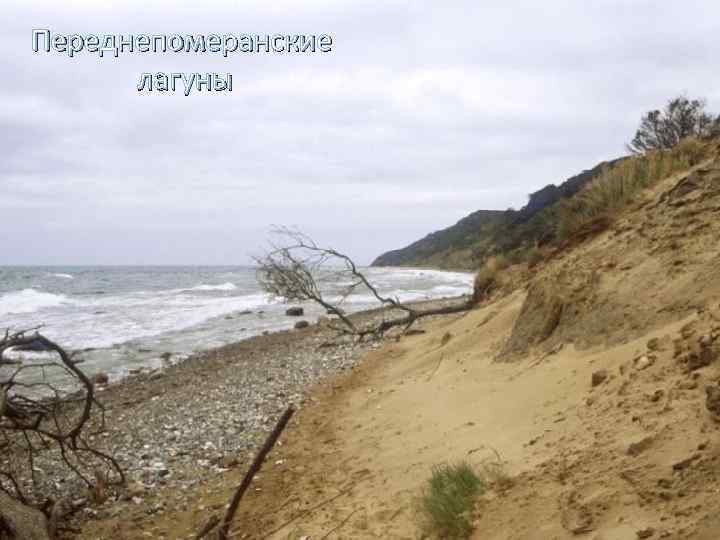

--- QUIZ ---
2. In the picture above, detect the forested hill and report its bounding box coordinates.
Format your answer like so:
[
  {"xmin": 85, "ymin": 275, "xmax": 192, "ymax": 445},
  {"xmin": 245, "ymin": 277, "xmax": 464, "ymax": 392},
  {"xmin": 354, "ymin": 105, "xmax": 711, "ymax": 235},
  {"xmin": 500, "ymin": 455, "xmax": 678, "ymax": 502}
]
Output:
[{"xmin": 371, "ymin": 159, "xmax": 617, "ymax": 270}]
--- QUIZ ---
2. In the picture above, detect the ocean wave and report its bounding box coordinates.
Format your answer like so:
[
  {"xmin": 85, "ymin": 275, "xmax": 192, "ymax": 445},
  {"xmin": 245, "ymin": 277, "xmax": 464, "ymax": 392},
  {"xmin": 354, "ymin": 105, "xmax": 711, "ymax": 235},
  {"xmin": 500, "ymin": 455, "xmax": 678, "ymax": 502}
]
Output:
[
  {"xmin": 334, "ymin": 282, "xmax": 470, "ymax": 306},
  {"xmin": 186, "ymin": 282, "xmax": 238, "ymax": 292},
  {"xmin": 363, "ymin": 267, "xmax": 474, "ymax": 289},
  {"xmin": 0, "ymin": 268, "xmax": 472, "ymax": 357},
  {"xmin": 0, "ymin": 289, "xmax": 71, "ymax": 315},
  {"xmin": 429, "ymin": 284, "xmax": 471, "ymax": 296},
  {"xmin": 49, "ymin": 273, "xmax": 74, "ymax": 280},
  {"xmin": 22, "ymin": 292, "xmax": 277, "ymax": 350}
]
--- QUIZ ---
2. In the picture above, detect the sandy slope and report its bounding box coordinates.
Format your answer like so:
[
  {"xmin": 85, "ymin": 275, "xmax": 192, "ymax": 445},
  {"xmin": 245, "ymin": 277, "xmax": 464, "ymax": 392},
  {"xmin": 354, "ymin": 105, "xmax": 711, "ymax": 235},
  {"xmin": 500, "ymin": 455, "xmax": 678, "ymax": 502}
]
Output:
[
  {"xmin": 228, "ymin": 295, "xmax": 718, "ymax": 539},
  {"xmin": 74, "ymin": 150, "xmax": 720, "ymax": 539},
  {"xmin": 225, "ymin": 152, "xmax": 720, "ymax": 539}
]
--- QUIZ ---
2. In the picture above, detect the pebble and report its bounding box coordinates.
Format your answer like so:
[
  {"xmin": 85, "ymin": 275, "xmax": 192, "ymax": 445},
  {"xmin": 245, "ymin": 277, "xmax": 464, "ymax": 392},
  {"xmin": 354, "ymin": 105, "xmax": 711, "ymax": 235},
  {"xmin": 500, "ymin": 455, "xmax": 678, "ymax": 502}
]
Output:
[{"xmin": 13, "ymin": 299, "xmax": 459, "ymax": 528}]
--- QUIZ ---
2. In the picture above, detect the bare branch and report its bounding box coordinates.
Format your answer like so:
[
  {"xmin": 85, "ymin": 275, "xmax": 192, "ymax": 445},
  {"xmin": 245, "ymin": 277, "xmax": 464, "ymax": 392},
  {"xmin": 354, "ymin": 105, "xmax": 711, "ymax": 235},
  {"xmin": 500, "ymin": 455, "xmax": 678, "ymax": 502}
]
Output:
[
  {"xmin": 255, "ymin": 227, "xmax": 476, "ymax": 340},
  {"xmin": 0, "ymin": 328, "xmax": 124, "ymax": 532}
]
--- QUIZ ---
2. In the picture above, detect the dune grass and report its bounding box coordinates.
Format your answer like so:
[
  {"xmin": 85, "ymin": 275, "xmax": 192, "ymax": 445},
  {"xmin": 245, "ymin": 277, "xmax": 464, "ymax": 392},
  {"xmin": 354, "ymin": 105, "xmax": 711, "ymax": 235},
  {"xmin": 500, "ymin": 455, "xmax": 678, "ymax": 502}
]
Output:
[
  {"xmin": 557, "ymin": 137, "xmax": 709, "ymax": 240},
  {"xmin": 472, "ymin": 255, "xmax": 508, "ymax": 303},
  {"xmin": 418, "ymin": 461, "xmax": 485, "ymax": 538}
]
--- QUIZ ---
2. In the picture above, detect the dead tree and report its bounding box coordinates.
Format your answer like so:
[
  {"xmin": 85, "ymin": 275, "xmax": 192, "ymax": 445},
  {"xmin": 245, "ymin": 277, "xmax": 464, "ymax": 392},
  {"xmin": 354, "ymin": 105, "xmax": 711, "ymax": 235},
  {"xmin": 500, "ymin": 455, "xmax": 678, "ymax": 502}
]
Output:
[
  {"xmin": 255, "ymin": 227, "xmax": 476, "ymax": 340},
  {"xmin": 0, "ymin": 328, "xmax": 124, "ymax": 537}
]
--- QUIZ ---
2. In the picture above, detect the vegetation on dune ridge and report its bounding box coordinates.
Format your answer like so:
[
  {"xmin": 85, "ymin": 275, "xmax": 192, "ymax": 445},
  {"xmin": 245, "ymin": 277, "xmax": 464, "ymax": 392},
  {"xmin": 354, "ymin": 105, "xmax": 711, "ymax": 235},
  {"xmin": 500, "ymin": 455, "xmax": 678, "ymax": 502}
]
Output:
[
  {"xmin": 557, "ymin": 137, "xmax": 710, "ymax": 240},
  {"xmin": 373, "ymin": 95, "xmax": 719, "ymax": 274},
  {"xmin": 371, "ymin": 161, "xmax": 614, "ymax": 270},
  {"xmin": 472, "ymin": 255, "xmax": 508, "ymax": 304},
  {"xmin": 628, "ymin": 96, "xmax": 720, "ymax": 154}
]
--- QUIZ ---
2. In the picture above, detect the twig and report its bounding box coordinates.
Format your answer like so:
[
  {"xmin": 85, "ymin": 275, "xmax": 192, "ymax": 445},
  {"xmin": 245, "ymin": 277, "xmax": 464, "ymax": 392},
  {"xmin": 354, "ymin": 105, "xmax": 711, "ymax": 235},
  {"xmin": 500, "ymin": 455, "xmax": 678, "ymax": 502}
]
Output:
[
  {"xmin": 216, "ymin": 406, "xmax": 295, "ymax": 540},
  {"xmin": 261, "ymin": 485, "xmax": 354, "ymax": 538},
  {"xmin": 427, "ymin": 353, "xmax": 444, "ymax": 381},
  {"xmin": 0, "ymin": 329, "xmax": 124, "ymax": 511},
  {"xmin": 320, "ymin": 508, "xmax": 359, "ymax": 539}
]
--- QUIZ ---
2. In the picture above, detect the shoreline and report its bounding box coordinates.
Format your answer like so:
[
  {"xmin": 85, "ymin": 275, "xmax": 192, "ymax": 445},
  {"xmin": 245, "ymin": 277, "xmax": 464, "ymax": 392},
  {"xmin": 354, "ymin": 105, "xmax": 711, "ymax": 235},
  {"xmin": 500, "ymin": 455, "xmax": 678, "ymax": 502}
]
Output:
[
  {"xmin": 91, "ymin": 294, "xmax": 471, "ymax": 408},
  {"xmin": 91, "ymin": 293, "xmax": 473, "ymax": 387},
  {"xmin": 0, "ymin": 265, "xmax": 474, "ymax": 387},
  {"xmin": 58, "ymin": 295, "xmax": 471, "ymax": 536}
]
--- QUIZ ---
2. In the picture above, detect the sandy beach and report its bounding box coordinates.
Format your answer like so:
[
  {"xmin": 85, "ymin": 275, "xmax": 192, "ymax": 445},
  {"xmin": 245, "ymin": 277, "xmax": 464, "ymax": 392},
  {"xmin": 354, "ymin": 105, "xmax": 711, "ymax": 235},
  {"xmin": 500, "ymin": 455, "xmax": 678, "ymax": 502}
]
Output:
[{"xmin": 75, "ymin": 287, "xmax": 720, "ymax": 540}]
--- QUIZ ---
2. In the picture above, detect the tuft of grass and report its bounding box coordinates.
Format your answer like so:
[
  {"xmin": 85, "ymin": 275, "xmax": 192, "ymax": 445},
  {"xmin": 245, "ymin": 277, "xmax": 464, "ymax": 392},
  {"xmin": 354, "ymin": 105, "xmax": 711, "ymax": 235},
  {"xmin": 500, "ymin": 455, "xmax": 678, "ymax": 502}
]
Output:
[
  {"xmin": 523, "ymin": 246, "xmax": 544, "ymax": 268},
  {"xmin": 557, "ymin": 137, "xmax": 710, "ymax": 241},
  {"xmin": 418, "ymin": 462, "xmax": 485, "ymax": 538},
  {"xmin": 472, "ymin": 255, "xmax": 508, "ymax": 303}
]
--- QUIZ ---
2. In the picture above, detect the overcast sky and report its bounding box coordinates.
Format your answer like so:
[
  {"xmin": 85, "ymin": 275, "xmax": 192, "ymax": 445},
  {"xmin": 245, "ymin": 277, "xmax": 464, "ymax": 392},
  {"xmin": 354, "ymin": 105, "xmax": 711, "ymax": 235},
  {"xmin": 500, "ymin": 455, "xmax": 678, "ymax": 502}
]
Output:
[{"xmin": 2, "ymin": 0, "xmax": 719, "ymax": 265}]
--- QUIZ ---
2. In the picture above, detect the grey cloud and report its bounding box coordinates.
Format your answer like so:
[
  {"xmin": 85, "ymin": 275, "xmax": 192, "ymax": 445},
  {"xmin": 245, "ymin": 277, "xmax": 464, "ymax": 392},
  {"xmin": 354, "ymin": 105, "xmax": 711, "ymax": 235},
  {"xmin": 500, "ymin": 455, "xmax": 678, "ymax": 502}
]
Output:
[{"xmin": 2, "ymin": 0, "xmax": 720, "ymax": 264}]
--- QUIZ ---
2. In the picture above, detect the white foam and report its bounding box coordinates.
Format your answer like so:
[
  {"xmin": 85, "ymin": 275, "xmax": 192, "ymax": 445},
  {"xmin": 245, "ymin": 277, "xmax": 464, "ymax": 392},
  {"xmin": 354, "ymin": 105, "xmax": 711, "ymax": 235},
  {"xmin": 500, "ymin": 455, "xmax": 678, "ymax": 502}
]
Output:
[
  {"xmin": 387, "ymin": 268, "xmax": 474, "ymax": 285},
  {"xmin": 429, "ymin": 284, "xmax": 470, "ymax": 296},
  {"xmin": 49, "ymin": 273, "xmax": 74, "ymax": 280},
  {"xmin": 0, "ymin": 289, "xmax": 71, "ymax": 315},
  {"xmin": 42, "ymin": 292, "xmax": 275, "ymax": 349},
  {"xmin": 0, "ymin": 268, "xmax": 473, "ymax": 362},
  {"xmin": 338, "ymin": 284, "xmax": 469, "ymax": 306},
  {"xmin": 187, "ymin": 282, "xmax": 238, "ymax": 292}
]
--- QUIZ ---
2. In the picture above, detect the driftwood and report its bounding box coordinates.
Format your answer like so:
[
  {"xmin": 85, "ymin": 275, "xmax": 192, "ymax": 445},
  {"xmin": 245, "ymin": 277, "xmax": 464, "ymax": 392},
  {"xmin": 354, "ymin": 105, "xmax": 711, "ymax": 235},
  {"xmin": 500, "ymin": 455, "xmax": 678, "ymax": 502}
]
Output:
[
  {"xmin": 210, "ymin": 406, "xmax": 295, "ymax": 540},
  {"xmin": 255, "ymin": 227, "xmax": 476, "ymax": 340},
  {"xmin": 0, "ymin": 329, "xmax": 124, "ymax": 537}
]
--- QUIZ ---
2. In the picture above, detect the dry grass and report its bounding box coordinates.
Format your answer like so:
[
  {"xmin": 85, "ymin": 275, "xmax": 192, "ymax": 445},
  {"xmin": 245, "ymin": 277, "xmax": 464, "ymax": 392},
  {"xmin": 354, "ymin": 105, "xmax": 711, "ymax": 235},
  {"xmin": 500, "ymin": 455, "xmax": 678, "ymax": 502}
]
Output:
[
  {"xmin": 418, "ymin": 462, "xmax": 485, "ymax": 539},
  {"xmin": 478, "ymin": 448, "xmax": 515, "ymax": 493},
  {"xmin": 558, "ymin": 137, "xmax": 710, "ymax": 240},
  {"xmin": 524, "ymin": 246, "xmax": 544, "ymax": 268},
  {"xmin": 473, "ymin": 255, "xmax": 508, "ymax": 303}
]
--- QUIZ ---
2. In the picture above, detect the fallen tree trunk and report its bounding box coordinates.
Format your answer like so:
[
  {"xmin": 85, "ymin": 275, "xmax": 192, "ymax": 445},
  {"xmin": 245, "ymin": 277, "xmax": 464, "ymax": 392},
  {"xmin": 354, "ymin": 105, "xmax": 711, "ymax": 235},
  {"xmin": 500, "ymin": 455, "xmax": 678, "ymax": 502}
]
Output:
[{"xmin": 356, "ymin": 297, "xmax": 475, "ymax": 340}]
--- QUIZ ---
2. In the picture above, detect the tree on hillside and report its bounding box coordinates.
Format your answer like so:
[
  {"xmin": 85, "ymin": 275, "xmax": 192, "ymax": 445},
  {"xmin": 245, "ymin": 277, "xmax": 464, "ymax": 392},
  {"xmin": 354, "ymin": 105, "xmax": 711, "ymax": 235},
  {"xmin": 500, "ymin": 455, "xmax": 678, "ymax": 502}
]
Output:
[
  {"xmin": 255, "ymin": 227, "xmax": 476, "ymax": 340},
  {"xmin": 628, "ymin": 96, "xmax": 719, "ymax": 154}
]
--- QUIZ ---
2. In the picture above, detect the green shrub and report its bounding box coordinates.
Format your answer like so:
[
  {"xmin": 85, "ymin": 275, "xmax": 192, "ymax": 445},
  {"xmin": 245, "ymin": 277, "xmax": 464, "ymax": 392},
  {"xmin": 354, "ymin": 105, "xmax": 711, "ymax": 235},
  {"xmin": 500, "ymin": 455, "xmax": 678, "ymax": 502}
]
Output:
[
  {"xmin": 418, "ymin": 462, "xmax": 484, "ymax": 538},
  {"xmin": 628, "ymin": 96, "xmax": 716, "ymax": 153}
]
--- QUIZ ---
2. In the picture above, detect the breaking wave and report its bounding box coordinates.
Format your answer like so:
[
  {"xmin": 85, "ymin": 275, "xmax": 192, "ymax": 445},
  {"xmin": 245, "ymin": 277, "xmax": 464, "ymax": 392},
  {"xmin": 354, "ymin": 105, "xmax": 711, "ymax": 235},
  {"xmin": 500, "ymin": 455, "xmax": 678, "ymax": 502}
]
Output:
[
  {"xmin": 186, "ymin": 282, "xmax": 238, "ymax": 292},
  {"xmin": 0, "ymin": 289, "xmax": 71, "ymax": 315}
]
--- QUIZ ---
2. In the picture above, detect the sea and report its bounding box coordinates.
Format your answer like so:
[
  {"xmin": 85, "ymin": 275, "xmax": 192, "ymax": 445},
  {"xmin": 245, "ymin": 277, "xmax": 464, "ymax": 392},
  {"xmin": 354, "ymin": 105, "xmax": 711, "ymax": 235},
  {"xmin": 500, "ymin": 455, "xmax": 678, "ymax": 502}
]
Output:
[{"xmin": 0, "ymin": 266, "xmax": 473, "ymax": 382}]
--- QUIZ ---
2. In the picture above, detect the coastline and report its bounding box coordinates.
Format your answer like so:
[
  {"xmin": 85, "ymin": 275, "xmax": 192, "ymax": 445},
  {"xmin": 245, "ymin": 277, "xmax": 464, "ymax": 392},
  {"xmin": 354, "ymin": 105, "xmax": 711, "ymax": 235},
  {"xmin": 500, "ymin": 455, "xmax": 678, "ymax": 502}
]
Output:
[
  {"xmin": 0, "ymin": 265, "xmax": 474, "ymax": 385},
  {"xmin": 62, "ymin": 295, "xmax": 470, "ymax": 538}
]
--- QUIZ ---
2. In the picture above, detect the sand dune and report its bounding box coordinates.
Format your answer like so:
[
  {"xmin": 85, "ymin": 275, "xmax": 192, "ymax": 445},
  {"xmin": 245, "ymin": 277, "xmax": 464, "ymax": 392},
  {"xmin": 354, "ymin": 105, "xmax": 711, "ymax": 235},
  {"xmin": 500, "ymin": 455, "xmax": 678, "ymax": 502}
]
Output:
[
  {"xmin": 228, "ymin": 152, "xmax": 720, "ymax": 539},
  {"xmin": 75, "ymin": 150, "xmax": 720, "ymax": 539}
]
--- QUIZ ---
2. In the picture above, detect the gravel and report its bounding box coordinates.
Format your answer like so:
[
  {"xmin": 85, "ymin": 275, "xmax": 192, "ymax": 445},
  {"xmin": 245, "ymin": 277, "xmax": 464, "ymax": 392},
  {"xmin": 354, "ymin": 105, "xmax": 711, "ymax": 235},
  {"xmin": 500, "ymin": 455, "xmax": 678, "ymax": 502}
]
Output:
[{"xmin": 3, "ymin": 296, "xmax": 468, "ymax": 533}]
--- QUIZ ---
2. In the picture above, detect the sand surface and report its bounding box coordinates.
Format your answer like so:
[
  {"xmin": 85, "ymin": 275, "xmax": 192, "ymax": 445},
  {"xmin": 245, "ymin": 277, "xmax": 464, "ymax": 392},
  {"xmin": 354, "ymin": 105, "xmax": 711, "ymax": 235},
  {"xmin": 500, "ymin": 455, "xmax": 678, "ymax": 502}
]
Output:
[{"xmin": 70, "ymin": 152, "xmax": 720, "ymax": 539}]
